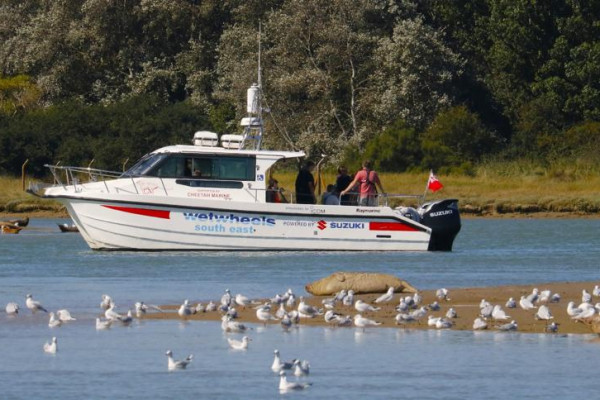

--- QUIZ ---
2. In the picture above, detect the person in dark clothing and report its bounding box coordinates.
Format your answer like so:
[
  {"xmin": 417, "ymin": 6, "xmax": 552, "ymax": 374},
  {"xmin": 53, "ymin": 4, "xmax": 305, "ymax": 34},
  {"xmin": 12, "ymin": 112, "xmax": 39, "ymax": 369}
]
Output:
[
  {"xmin": 335, "ymin": 166, "xmax": 354, "ymax": 205},
  {"xmin": 295, "ymin": 161, "xmax": 316, "ymax": 204}
]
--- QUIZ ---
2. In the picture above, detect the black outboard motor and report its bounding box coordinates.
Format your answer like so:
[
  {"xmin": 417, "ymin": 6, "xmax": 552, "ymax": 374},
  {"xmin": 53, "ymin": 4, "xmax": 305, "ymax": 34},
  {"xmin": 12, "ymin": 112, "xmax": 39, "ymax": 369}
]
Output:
[{"xmin": 418, "ymin": 199, "xmax": 461, "ymax": 251}]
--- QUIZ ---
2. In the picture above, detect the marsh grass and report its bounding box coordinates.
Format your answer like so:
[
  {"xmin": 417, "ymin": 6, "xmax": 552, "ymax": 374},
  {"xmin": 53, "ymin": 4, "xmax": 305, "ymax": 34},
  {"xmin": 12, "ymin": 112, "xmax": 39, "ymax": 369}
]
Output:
[{"xmin": 2, "ymin": 161, "xmax": 599, "ymax": 216}]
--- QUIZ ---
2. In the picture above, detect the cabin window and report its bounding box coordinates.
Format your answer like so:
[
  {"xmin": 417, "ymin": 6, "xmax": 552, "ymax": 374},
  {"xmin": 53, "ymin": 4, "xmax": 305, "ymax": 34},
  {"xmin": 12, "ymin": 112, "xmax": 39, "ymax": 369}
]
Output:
[{"xmin": 141, "ymin": 154, "xmax": 256, "ymax": 181}]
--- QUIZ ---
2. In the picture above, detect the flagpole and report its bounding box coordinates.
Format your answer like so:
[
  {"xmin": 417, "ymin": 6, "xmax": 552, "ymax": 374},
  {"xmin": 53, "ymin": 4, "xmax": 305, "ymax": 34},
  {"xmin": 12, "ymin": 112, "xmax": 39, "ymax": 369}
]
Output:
[{"xmin": 421, "ymin": 170, "xmax": 432, "ymax": 205}]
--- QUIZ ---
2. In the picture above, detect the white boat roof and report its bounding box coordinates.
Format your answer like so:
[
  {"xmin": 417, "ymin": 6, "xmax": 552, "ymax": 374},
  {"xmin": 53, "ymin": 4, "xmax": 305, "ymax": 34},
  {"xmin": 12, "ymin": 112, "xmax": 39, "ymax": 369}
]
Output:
[{"xmin": 152, "ymin": 145, "xmax": 305, "ymax": 160}]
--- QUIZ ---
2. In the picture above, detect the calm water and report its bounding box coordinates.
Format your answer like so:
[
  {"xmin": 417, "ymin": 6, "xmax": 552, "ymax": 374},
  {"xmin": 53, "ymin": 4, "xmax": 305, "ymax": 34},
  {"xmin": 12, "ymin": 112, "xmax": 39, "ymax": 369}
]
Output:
[{"xmin": 1, "ymin": 218, "xmax": 599, "ymax": 399}]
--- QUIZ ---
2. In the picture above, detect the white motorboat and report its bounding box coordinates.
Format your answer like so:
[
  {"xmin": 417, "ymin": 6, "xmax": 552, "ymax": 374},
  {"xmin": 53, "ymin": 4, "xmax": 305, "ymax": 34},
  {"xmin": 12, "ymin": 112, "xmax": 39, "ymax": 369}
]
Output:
[{"xmin": 28, "ymin": 66, "xmax": 460, "ymax": 251}]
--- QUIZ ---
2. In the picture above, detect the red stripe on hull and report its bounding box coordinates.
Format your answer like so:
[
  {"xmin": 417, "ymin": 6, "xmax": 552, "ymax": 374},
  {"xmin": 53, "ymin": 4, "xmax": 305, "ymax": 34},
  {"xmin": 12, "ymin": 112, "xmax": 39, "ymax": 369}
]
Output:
[
  {"xmin": 369, "ymin": 222, "xmax": 417, "ymax": 231},
  {"xmin": 102, "ymin": 205, "xmax": 171, "ymax": 219}
]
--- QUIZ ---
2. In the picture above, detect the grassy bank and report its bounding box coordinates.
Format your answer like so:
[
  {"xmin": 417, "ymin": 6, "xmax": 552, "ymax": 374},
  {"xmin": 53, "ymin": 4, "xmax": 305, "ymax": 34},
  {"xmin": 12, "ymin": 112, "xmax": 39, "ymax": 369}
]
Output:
[{"xmin": 1, "ymin": 169, "xmax": 599, "ymax": 218}]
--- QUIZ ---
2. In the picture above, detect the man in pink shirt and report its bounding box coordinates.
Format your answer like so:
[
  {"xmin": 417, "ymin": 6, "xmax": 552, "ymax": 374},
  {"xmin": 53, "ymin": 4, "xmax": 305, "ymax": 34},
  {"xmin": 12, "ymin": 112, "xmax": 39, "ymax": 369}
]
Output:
[{"xmin": 340, "ymin": 160, "xmax": 385, "ymax": 206}]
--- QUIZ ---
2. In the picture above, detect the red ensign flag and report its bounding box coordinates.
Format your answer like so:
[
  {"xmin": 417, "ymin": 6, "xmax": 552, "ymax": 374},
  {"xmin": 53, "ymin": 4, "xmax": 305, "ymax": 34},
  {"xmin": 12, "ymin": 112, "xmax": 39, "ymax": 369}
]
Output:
[{"xmin": 427, "ymin": 170, "xmax": 443, "ymax": 192}]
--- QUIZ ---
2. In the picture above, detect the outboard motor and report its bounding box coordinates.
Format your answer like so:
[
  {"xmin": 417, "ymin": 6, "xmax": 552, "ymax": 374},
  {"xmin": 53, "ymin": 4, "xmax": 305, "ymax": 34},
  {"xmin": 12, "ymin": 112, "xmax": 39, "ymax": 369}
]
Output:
[{"xmin": 418, "ymin": 199, "xmax": 461, "ymax": 251}]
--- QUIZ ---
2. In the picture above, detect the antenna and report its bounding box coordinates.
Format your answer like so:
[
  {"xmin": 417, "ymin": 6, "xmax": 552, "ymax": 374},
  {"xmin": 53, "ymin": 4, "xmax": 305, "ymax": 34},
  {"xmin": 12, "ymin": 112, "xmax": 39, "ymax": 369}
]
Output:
[{"xmin": 240, "ymin": 23, "xmax": 264, "ymax": 150}]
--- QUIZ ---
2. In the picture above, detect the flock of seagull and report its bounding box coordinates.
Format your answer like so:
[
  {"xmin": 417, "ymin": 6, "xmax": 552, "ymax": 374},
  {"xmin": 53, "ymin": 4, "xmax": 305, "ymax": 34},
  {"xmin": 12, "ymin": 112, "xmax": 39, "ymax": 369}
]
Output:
[{"xmin": 5, "ymin": 283, "xmax": 600, "ymax": 392}]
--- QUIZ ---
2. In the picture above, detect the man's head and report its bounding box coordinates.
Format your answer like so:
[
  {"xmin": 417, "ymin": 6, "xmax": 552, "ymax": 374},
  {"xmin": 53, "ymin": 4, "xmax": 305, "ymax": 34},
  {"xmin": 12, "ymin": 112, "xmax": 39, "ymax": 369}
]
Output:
[{"xmin": 362, "ymin": 160, "xmax": 372, "ymax": 169}]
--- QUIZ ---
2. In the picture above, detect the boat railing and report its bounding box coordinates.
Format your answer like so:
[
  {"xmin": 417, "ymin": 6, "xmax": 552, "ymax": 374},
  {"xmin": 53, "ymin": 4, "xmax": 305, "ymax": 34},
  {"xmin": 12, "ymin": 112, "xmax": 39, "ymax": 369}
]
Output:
[{"xmin": 45, "ymin": 164, "xmax": 128, "ymax": 193}]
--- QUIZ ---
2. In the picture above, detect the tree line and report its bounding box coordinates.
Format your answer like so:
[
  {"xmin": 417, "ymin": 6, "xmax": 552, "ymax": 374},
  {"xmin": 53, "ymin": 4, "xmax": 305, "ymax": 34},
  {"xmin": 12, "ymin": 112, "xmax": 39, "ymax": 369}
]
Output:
[{"xmin": 0, "ymin": 0, "xmax": 598, "ymax": 177}]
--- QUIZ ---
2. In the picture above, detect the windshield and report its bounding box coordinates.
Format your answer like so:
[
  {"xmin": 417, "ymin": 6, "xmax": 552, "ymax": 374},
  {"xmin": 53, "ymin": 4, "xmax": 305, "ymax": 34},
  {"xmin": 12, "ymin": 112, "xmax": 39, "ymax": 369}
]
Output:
[{"xmin": 121, "ymin": 153, "xmax": 167, "ymax": 177}]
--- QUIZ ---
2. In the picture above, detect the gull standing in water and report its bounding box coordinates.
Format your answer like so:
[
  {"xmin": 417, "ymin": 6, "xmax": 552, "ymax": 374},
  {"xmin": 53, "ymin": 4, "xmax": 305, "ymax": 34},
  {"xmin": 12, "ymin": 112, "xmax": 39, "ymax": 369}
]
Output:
[
  {"xmin": 96, "ymin": 318, "xmax": 112, "ymax": 330},
  {"xmin": 166, "ymin": 350, "xmax": 193, "ymax": 371},
  {"xmin": 48, "ymin": 312, "xmax": 62, "ymax": 328},
  {"xmin": 56, "ymin": 309, "xmax": 76, "ymax": 322},
  {"xmin": 271, "ymin": 349, "xmax": 294, "ymax": 373},
  {"xmin": 280, "ymin": 313, "xmax": 292, "ymax": 331},
  {"xmin": 100, "ymin": 294, "xmax": 113, "ymax": 310},
  {"xmin": 227, "ymin": 336, "xmax": 251, "ymax": 350},
  {"xmin": 293, "ymin": 359, "xmax": 310, "ymax": 377},
  {"xmin": 374, "ymin": 287, "xmax": 395, "ymax": 303},
  {"xmin": 279, "ymin": 371, "xmax": 311, "ymax": 392},
  {"xmin": 43, "ymin": 337, "xmax": 57, "ymax": 354},
  {"xmin": 221, "ymin": 315, "xmax": 247, "ymax": 333},
  {"xmin": 117, "ymin": 310, "xmax": 133, "ymax": 325},
  {"xmin": 105, "ymin": 302, "xmax": 124, "ymax": 321},
  {"xmin": 26, "ymin": 294, "xmax": 48, "ymax": 313},
  {"xmin": 5, "ymin": 302, "xmax": 19, "ymax": 315}
]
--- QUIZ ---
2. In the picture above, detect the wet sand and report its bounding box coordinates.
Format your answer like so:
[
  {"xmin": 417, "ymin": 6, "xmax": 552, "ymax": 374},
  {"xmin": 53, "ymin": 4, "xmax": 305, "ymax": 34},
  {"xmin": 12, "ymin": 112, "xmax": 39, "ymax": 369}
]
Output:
[{"xmin": 142, "ymin": 281, "xmax": 600, "ymax": 335}]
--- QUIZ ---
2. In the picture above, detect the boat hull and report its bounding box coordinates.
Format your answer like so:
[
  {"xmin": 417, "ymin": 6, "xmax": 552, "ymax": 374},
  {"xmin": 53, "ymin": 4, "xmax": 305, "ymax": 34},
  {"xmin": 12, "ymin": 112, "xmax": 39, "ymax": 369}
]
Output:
[{"xmin": 57, "ymin": 197, "xmax": 434, "ymax": 251}]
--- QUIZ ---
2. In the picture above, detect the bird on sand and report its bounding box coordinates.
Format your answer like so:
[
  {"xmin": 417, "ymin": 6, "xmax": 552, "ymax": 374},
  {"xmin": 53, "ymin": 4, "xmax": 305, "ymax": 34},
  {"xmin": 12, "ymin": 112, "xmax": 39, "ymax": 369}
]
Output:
[
  {"xmin": 165, "ymin": 350, "xmax": 192, "ymax": 371},
  {"xmin": 519, "ymin": 296, "xmax": 536, "ymax": 310},
  {"xmin": 354, "ymin": 300, "xmax": 380, "ymax": 313},
  {"xmin": 353, "ymin": 314, "xmax": 381, "ymax": 331},
  {"xmin": 473, "ymin": 317, "xmax": 488, "ymax": 330},
  {"xmin": 374, "ymin": 287, "xmax": 394, "ymax": 303}
]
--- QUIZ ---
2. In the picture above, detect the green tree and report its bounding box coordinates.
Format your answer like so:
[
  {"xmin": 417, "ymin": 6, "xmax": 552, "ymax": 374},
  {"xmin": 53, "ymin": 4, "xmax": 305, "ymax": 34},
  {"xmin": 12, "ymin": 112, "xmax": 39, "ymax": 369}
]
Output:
[{"xmin": 362, "ymin": 119, "xmax": 421, "ymax": 172}]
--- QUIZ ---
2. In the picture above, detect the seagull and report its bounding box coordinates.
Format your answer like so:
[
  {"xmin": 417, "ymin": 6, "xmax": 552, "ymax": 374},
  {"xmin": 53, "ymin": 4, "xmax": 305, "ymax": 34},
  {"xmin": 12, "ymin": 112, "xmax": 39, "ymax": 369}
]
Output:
[
  {"xmin": 321, "ymin": 297, "xmax": 337, "ymax": 310},
  {"xmin": 206, "ymin": 301, "xmax": 217, "ymax": 312},
  {"xmin": 413, "ymin": 292, "xmax": 422, "ymax": 306},
  {"xmin": 178, "ymin": 300, "xmax": 193, "ymax": 318},
  {"xmin": 271, "ymin": 349, "xmax": 294, "ymax": 373},
  {"xmin": 539, "ymin": 289, "xmax": 552, "ymax": 303},
  {"xmin": 354, "ymin": 300, "xmax": 380, "ymax": 313},
  {"xmin": 473, "ymin": 317, "xmax": 488, "ymax": 330},
  {"xmin": 5, "ymin": 302, "xmax": 19, "ymax": 315},
  {"xmin": 288, "ymin": 310, "xmax": 300, "ymax": 325},
  {"xmin": 280, "ymin": 313, "xmax": 292, "ymax": 331},
  {"xmin": 566, "ymin": 301, "xmax": 583, "ymax": 317},
  {"xmin": 196, "ymin": 303, "xmax": 206, "ymax": 313},
  {"xmin": 297, "ymin": 297, "xmax": 322, "ymax": 318},
  {"xmin": 105, "ymin": 303, "xmax": 123, "ymax": 321},
  {"xmin": 480, "ymin": 299, "xmax": 492, "ymax": 309},
  {"xmin": 227, "ymin": 336, "xmax": 251, "ymax": 350},
  {"xmin": 96, "ymin": 318, "xmax": 112, "ymax": 330},
  {"xmin": 166, "ymin": 350, "xmax": 193, "ymax": 371},
  {"xmin": 226, "ymin": 307, "xmax": 238, "ymax": 319},
  {"xmin": 374, "ymin": 287, "xmax": 394, "ymax": 303},
  {"xmin": 293, "ymin": 359, "xmax": 310, "ymax": 377},
  {"xmin": 435, "ymin": 318, "xmax": 453, "ymax": 329},
  {"xmin": 256, "ymin": 305, "xmax": 277, "ymax": 325},
  {"xmin": 221, "ymin": 315, "xmax": 247, "ymax": 333},
  {"xmin": 100, "ymin": 294, "xmax": 113, "ymax": 310},
  {"xmin": 342, "ymin": 290, "xmax": 354, "ymax": 306},
  {"xmin": 550, "ymin": 293, "xmax": 561, "ymax": 303},
  {"xmin": 526, "ymin": 288, "xmax": 539, "ymax": 304},
  {"xmin": 519, "ymin": 296, "xmax": 536, "ymax": 310},
  {"xmin": 436, "ymin": 288, "xmax": 450, "ymax": 301},
  {"xmin": 43, "ymin": 337, "xmax": 57, "ymax": 354},
  {"xmin": 496, "ymin": 320, "xmax": 518, "ymax": 331},
  {"xmin": 396, "ymin": 298, "xmax": 409, "ymax": 313},
  {"xmin": 480, "ymin": 303, "xmax": 494, "ymax": 319},
  {"xmin": 535, "ymin": 305, "xmax": 553, "ymax": 321},
  {"xmin": 505, "ymin": 297, "xmax": 517, "ymax": 308},
  {"xmin": 275, "ymin": 303, "xmax": 287, "ymax": 319},
  {"xmin": 26, "ymin": 294, "xmax": 48, "ymax": 313},
  {"xmin": 286, "ymin": 292, "xmax": 296, "ymax": 307},
  {"xmin": 582, "ymin": 289, "xmax": 592, "ymax": 304},
  {"xmin": 593, "ymin": 285, "xmax": 600, "ymax": 298},
  {"xmin": 571, "ymin": 307, "xmax": 595, "ymax": 321},
  {"xmin": 134, "ymin": 302, "xmax": 162, "ymax": 318},
  {"xmin": 427, "ymin": 316, "xmax": 441, "ymax": 327},
  {"xmin": 221, "ymin": 289, "xmax": 232, "ymax": 306},
  {"xmin": 279, "ymin": 371, "xmax": 311, "ymax": 392},
  {"xmin": 395, "ymin": 313, "xmax": 416, "ymax": 324},
  {"xmin": 428, "ymin": 301, "xmax": 440, "ymax": 311},
  {"xmin": 56, "ymin": 309, "xmax": 76, "ymax": 322},
  {"xmin": 335, "ymin": 290, "xmax": 347, "ymax": 302},
  {"xmin": 117, "ymin": 310, "xmax": 133, "ymax": 325},
  {"xmin": 235, "ymin": 294, "xmax": 252, "ymax": 308},
  {"xmin": 353, "ymin": 314, "xmax": 381, "ymax": 331},
  {"xmin": 546, "ymin": 322, "xmax": 559, "ymax": 333},
  {"xmin": 446, "ymin": 308, "xmax": 457, "ymax": 319},
  {"xmin": 491, "ymin": 305, "xmax": 511, "ymax": 321},
  {"xmin": 48, "ymin": 312, "xmax": 62, "ymax": 328},
  {"xmin": 409, "ymin": 306, "xmax": 428, "ymax": 322}
]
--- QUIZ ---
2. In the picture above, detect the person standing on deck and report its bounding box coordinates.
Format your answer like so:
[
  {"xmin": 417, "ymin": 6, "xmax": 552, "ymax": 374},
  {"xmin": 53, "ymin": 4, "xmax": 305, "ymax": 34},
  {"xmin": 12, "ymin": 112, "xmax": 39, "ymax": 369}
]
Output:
[
  {"xmin": 336, "ymin": 166, "xmax": 354, "ymax": 205},
  {"xmin": 340, "ymin": 160, "xmax": 385, "ymax": 207},
  {"xmin": 295, "ymin": 161, "xmax": 316, "ymax": 204}
]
